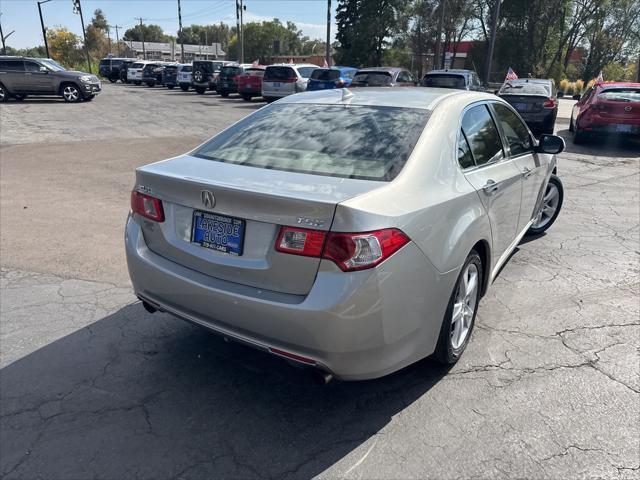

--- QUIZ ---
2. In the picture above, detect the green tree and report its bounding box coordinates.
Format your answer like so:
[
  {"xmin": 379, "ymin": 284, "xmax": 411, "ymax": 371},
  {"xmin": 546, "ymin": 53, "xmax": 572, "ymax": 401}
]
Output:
[
  {"xmin": 46, "ymin": 27, "xmax": 85, "ymax": 67},
  {"xmin": 226, "ymin": 19, "xmax": 310, "ymax": 62},
  {"xmin": 85, "ymin": 9, "xmax": 110, "ymax": 57},
  {"xmin": 178, "ymin": 22, "xmax": 232, "ymax": 52},
  {"xmin": 123, "ymin": 24, "xmax": 174, "ymax": 43}
]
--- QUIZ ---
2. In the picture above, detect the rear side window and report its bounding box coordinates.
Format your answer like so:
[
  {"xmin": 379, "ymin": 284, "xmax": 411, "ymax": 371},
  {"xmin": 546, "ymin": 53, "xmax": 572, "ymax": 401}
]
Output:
[
  {"xmin": 221, "ymin": 66, "xmax": 241, "ymax": 76},
  {"xmin": 353, "ymin": 72, "xmax": 392, "ymax": 86},
  {"xmin": 297, "ymin": 67, "xmax": 317, "ymax": 78},
  {"xmin": 99, "ymin": 59, "xmax": 110, "ymax": 66},
  {"xmin": 0, "ymin": 60, "xmax": 24, "ymax": 71},
  {"xmin": 422, "ymin": 74, "xmax": 466, "ymax": 89},
  {"xmin": 194, "ymin": 104, "xmax": 430, "ymax": 181},
  {"xmin": 244, "ymin": 68, "xmax": 264, "ymax": 77},
  {"xmin": 112, "ymin": 60, "xmax": 123, "ymax": 66},
  {"xmin": 397, "ymin": 71, "xmax": 414, "ymax": 83},
  {"xmin": 492, "ymin": 104, "xmax": 533, "ymax": 156},
  {"xmin": 131, "ymin": 63, "xmax": 143, "ymax": 69},
  {"xmin": 457, "ymin": 130, "xmax": 475, "ymax": 169},
  {"xmin": 598, "ymin": 88, "xmax": 640, "ymax": 102},
  {"xmin": 311, "ymin": 69, "xmax": 339, "ymax": 81},
  {"xmin": 264, "ymin": 67, "xmax": 296, "ymax": 81},
  {"xmin": 461, "ymin": 105, "xmax": 504, "ymax": 166},
  {"xmin": 499, "ymin": 82, "xmax": 551, "ymax": 96}
]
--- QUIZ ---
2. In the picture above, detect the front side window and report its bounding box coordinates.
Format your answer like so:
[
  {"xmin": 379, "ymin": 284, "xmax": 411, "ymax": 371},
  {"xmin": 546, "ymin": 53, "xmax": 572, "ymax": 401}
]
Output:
[
  {"xmin": 492, "ymin": 103, "xmax": 533, "ymax": 156},
  {"xmin": 24, "ymin": 61, "xmax": 42, "ymax": 72},
  {"xmin": 461, "ymin": 105, "xmax": 504, "ymax": 166},
  {"xmin": 194, "ymin": 104, "xmax": 431, "ymax": 181}
]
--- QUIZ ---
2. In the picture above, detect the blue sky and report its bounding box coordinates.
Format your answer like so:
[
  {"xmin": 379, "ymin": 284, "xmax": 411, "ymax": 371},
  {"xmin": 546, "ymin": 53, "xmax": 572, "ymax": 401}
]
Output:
[{"xmin": 0, "ymin": 0, "xmax": 338, "ymax": 49}]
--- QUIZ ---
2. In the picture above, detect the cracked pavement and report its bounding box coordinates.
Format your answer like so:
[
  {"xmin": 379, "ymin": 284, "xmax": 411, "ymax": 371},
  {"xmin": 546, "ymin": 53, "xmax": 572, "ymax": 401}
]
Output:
[{"xmin": 1, "ymin": 86, "xmax": 639, "ymax": 479}]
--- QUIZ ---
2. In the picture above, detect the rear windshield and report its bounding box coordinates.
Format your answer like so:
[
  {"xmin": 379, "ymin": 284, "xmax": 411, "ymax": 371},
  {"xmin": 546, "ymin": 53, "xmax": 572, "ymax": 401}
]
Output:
[
  {"xmin": 499, "ymin": 82, "xmax": 550, "ymax": 96},
  {"xmin": 194, "ymin": 104, "xmax": 430, "ymax": 181},
  {"xmin": 264, "ymin": 66, "xmax": 296, "ymax": 81},
  {"xmin": 422, "ymin": 74, "xmax": 466, "ymax": 89},
  {"xmin": 164, "ymin": 66, "xmax": 178, "ymax": 72},
  {"xmin": 99, "ymin": 59, "xmax": 110, "ymax": 66},
  {"xmin": 244, "ymin": 68, "xmax": 265, "ymax": 77},
  {"xmin": 221, "ymin": 66, "xmax": 242, "ymax": 76},
  {"xmin": 598, "ymin": 88, "xmax": 640, "ymax": 102},
  {"xmin": 180, "ymin": 65, "xmax": 192, "ymax": 72},
  {"xmin": 193, "ymin": 62, "xmax": 213, "ymax": 73},
  {"xmin": 353, "ymin": 72, "xmax": 393, "ymax": 86},
  {"xmin": 311, "ymin": 69, "xmax": 340, "ymax": 81},
  {"xmin": 297, "ymin": 66, "xmax": 317, "ymax": 78},
  {"xmin": 112, "ymin": 60, "xmax": 123, "ymax": 66}
]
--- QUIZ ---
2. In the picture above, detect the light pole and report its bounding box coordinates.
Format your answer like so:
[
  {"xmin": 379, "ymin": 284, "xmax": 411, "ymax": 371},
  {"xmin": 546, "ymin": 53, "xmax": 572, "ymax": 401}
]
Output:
[
  {"xmin": 325, "ymin": 0, "xmax": 331, "ymax": 66},
  {"xmin": 177, "ymin": 0, "xmax": 184, "ymax": 61},
  {"xmin": 485, "ymin": 0, "xmax": 502, "ymax": 84},
  {"xmin": 37, "ymin": 0, "xmax": 53, "ymax": 58},
  {"xmin": 72, "ymin": 0, "xmax": 92, "ymax": 73}
]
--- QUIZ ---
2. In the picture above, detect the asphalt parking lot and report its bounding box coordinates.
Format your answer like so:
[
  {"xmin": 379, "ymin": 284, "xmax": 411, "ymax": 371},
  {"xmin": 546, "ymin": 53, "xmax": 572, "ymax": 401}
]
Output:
[{"xmin": 1, "ymin": 84, "xmax": 639, "ymax": 479}]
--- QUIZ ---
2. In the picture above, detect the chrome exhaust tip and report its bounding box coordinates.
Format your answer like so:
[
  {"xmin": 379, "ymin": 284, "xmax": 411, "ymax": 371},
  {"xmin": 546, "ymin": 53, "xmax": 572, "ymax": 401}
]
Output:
[{"xmin": 311, "ymin": 370, "xmax": 333, "ymax": 385}]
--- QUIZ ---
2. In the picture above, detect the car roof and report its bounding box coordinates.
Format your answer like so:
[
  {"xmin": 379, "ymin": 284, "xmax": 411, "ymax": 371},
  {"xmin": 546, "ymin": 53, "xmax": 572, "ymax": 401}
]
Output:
[
  {"xmin": 503, "ymin": 78, "xmax": 552, "ymax": 84},
  {"xmin": 596, "ymin": 82, "xmax": 640, "ymax": 88},
  {"xmin": 356, "ymin": 67, "xmax": 404, "ymax": 73},
  {"xmin": 277, "ymin": 87, "xmax": 489, "ymax": 110},
  {"xmin": 426, "ymin": 69, "xmax": 474, "ymax": 76},
  {"xmin": 267, "ymin": 63, "xmax": 319, "ymax": 67}
]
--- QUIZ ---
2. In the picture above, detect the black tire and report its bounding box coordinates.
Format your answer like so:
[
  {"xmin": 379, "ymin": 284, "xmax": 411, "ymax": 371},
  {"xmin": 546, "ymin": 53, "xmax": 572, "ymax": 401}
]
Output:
[
  {"xmin": 573, "ymin": 125, "xmax": 586, "ymax": 144},
  {"xmin": 220, "ymin": 91, "xmax": 229, "ymax": 98},
  {"xmin": 569, "ymin": 114, "xmax": 575, "ymax": 132},
  {"xmin": 108, "ymin": 77, "xmax": 118, "ymax": 83},
  {"xmin": 83, "ymin": 94, "xmax": 95, "ymax": 102},
  {"xmin": 134, "ymin": 81, "xmax": 141, "ymax": 86},
  {"xmin": 167, "ymin": 84, "xmax": 175, "ymax": 90},
  {"xmin": 180, "ymin": 85, "xmax": 189, "ymax": 92},
  {"xmin": 60, "ymin": 83, "xmax": 82, "ymax": 103},
  {"xmin": 146, "ymin": 82, "xmax": 155, "ymax": 87},
  {"xmin": 526, "ymin": 174, "xmax": 564, "ymax": 236},
  {"xmin": 434, "ymin": 251, "xmax": 483, "ymax": 364},
  {"xmin": 13, "ymin": 94, "xmax": 27, "ymax": 101},
  {"xmin": 242, "ymin": 94, "xmax": 252, "ymax": 101},
  {"xmin": 263, "ymin": 96, "xmax": 275, "ymax": 103},
  {"xmin": 195, "ymin": 86, "xmax": 206, "ymax": 95},
  {"xmin": 0, "ymin": 83, "xmax": 8, "ymax": 103}
]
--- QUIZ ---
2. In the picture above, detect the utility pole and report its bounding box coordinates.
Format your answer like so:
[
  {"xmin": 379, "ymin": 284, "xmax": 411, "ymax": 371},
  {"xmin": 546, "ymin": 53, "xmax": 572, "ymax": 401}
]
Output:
[
  {"xmin": 637, "ymin": 55, "xmax": 640, "ymax": 83},
  {"xmin": 0, "ymin": 16, "xmax": 4, "ymax": 55},
  {"xmin": 136, "ymin": 18, "xmax": 146, "ymax": 59},
  {"xmin": 106, "ymin": 25, "xmax": 112, "ymax": 54},
  {"xmin": 113, "ymin": 25, "xmax": 122, "ymax": 56},
  {"xmin": 485, "ymin": 0, "xmax": 502, "ymax": 84},
  {"xmin": 177, "ymin": 0, "xmax": 184, "ymax": 61},
  {"xmin": 72, "ymin": 0, "xmax": 92, "ymax": 73},
  {"xmin": 37, "ymin": 0, "xmax": 52, "ymax": 58},
  {"xmin": 325, "ymin": 0, "xmax": 331, "ymax": 66},
  {"xmin": 240, "ymin": 0, "xmax": 244, "ymax": 64},
  {"xmin": 433, "ymin": 0, "xmax": 446, "ymax": 70},
  {"xmin": 235, "ymin": 0, "xmax": 241, "ymax": 62}
]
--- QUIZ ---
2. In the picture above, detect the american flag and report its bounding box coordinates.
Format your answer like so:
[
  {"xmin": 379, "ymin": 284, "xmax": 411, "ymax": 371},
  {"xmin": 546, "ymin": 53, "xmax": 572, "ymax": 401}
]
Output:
[
  {"xmin": 596, "ymin": 71, "xmax": 604, "ymax": 82},
  {"xmin": 505, "ymin": 67, "xmax": 518, "ymax": 80},
  {"xmin": 323, "ymin": 59, "xmax": 329, "ymax": 68},
  {"xmin": 251, "ymin": 59, "xmax": 260, "ymax": 67}
]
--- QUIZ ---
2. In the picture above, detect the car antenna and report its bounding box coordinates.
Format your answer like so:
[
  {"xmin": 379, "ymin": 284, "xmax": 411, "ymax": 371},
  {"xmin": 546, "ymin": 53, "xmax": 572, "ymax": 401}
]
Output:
[{"xmin": 341, "ymin": 87, "xmax": 354, "ymax": 102}]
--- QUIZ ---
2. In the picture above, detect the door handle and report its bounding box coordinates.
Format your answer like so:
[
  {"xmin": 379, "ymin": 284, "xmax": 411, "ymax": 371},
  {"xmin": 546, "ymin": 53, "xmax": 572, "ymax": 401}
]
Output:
[
  {"xmin": 483, "ymin": 179, "xmax": 499, "ymax": 195},
  {"xmin": 523, "ymin": 167, "xmax": 533, "ymax": 178}
]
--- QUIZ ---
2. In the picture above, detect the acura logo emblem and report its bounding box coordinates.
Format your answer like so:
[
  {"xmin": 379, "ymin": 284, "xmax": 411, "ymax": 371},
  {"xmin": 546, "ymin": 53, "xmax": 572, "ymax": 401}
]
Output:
[
  {"xmin": 624, "ymin": 106, "xmax": 632, "ymax": 112},
  {"xmin": 201, "ymin": 190, "xmax": 215, "ymax": 209}
]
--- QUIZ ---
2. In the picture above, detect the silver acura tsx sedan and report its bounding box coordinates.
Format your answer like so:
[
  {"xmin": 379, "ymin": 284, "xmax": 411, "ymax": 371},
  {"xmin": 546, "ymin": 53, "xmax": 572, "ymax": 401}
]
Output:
[{"xmin": 125, "ymin": 87, "xmax": 565, "ymax": 381}]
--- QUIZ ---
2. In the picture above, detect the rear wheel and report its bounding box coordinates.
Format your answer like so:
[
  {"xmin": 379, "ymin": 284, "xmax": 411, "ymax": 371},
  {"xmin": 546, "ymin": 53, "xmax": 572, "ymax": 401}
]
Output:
[
  {"xmin": 108, "ymin": 77, "xmax": 118, "ymax": 83},
  {"xmin": 569, "ymin": 114, "xmax": 575, "ymax": 132},
  {"xmin": 220, "ymin": 90, "xmax": 229, "ymax": 97},
  {"xmin": 242, "ymin": 94, "xmax": 252, "ymax": 101},
  {"xmin": 146, "ymin": 82, "xmax": 155, "ymax": 87},
  {"xmin": 134, "ymin": 81, "xmax": 141, "ymax": 86},
  {"xmin": 195, "ymin": 86, "xmax": 206, "ymax": 95},
  {"xmin": 573, "ymin": 124, "xmax": 586, "ymax": 144},
  {"xmin": 180, "ymin": 85, "xmax": 189, "ymax": 92},
  {"xmin": 83, "ymin": 94, "xmax": 95, "ymax": 102},
  {"xmin": 14, "ymin": 94, "xmax": 27, "ymax": 101},
  {"xmin": 61, "ymin": 84, "xmax": 82, "ymax": 103},
  {"xmin": 167, "ymin": 84, "xmax": 175, "ymax": 90},
  {"xmin": 527, "ymin": 174, "xmax": 563, "ymax": 236},
  {"xmin": 434, "ymin": 251, "xmax": 482, "ymax": 364},
  {"xmin": 0, "ymin": 84, "xmax": 8, "ymax": 102}
]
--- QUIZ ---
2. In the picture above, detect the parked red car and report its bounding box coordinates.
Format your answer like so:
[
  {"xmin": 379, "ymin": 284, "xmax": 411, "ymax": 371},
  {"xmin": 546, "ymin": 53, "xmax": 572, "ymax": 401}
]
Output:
[
  {"xmin": 237, "ymin": 66, "xmax": 266, "ymax": 101},
  {"xmin": 570, "ymin": 82, "xmax": 640, "ymax": 143}
]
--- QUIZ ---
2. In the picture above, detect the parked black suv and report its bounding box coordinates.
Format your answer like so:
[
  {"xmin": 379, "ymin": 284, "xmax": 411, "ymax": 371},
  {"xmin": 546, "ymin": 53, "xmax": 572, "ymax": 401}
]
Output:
[
  {"xmin": 162, "ymin": 64, "xmax": 180, "ymax": 89},
  {"xmin": 0, "ymin": 56, "xmax": 101, "ymax": 103},
  {"xmin": 142, "ymin": 63, "xmax": 167, "ymax": 87},
  {"xmin": 217, "ymin": 64, "xmax": 244, "ymax": 97},
  {"xmin": 98, "ymin": 57, "xmax": 135, "ymax": 83},
  {"xmin": 192, "ymin": 60, "xmax": 227, "ymax": 94},
  {"xmin": 119, "ymin": 59, "xmax": 136, "ymax": 83}
]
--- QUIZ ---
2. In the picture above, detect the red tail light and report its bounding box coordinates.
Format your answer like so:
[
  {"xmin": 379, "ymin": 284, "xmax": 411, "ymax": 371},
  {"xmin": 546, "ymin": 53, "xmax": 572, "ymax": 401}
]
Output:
[
  {"xmin": 131, "ymin": 191, "xmax": 164, "ymax": 222},
  {"xmin": 335, "ymin": 80, "xmax": 345, "ymax": 88},
  {"xmin": 281, "ymin": 77, "xmax": 297, "ymax": 83},
  {"xmin": 275, "ymin": 226, "xmax": 410, "ymax": 271},
  {"xmin": 543, "ymin": 98, "xmax": 556, "ymax": 108}
]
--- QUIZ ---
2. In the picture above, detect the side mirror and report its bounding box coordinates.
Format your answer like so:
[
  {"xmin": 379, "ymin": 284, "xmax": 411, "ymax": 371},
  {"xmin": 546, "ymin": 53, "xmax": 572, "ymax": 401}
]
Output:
[
  {"xmin": 494, "ymin": 89, "xmax": 499, "ymax": 95},
  {"xmin": 557, "ymin": 90, "xmax": 564, "ymax": 98},
  {"xmin": 39, "ymin": 66, "xmax": 48, "ymax": 73},
  {"xmin": 572, "ymin": 93, "xmax": 581, "ymax": 100},
  {"xmin": 536, "ymin": 134, "xmax": 565, "ymax": 155}
]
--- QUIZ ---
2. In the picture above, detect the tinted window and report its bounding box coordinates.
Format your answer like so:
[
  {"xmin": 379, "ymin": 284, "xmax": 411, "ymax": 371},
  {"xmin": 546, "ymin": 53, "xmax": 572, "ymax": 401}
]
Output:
[
  {"xmin": 0, "ymin": 60, "xmax": 24, "ymax": 71},
  {"xmin": 264, "ymin": 66, "xmax": 296, "ymax": 81},
  {"xmin": 311, "ymin": 69, "xmax": 340, "ymax": 81},
  {"xmin": 397, "ymin": 71, "xmax": 413, "ymax": 83},
  {"xmin": 99, "ymin": 59, "xmax": 110, "ymax": 66},
  {"xmin": 492, "ymin": 103, "xmax": 533, "ymax": 156},
  {"xmin": 297, "ymin": 66, "xmax": 317, "ymax": 78},
  {"xmin": 344, "ymin": 70, "xmax": 356, "ymax": 79},
  {"xmin": 598, "ymin": 88, "xmax": 640, "ymax": 102},
  {"xmin": 458, "ymin": 130, "xmax": 475, "ymax": 169},
  {"xmin": 181, "ymin": 65, "xmax": 192, "ymax": 72},
  {"xmin": 221, "ymin": 66, "xmax": 242, "ymax": 76},
  {"xmin": 193, "ymin": 61, "xmax": 213, "ymax": 73},
  {"xmin": 244, "ymin": 68, "xmax": 264, "ymax": 77},
  {"xmin": 112, "ymin": 60, "xmax": 123, "ymax": 66},
  {"xmin": 352, "ymin": 72, "xmax": 392, "ymax": 86},
  {"xmin": 499, "ymin": 82, "xmax": 551, "ymax": 96},
  {"xmin": 24, "ymin": 61, "xmax": 41, "ymax": 72},
  {"xmin": 461, "ymin": 105, "xmax": 504, "ymax": 166},
  {"xmin": 422, "ymin": 74, "xmax": 467, "ymax": 89},
  {"xmin": 131, "ymin": 63, "xmax": 143, "ymax": 69},
  {"xmin": 194, "ymin": 104, "xmax": 430, "ymax": 181}
]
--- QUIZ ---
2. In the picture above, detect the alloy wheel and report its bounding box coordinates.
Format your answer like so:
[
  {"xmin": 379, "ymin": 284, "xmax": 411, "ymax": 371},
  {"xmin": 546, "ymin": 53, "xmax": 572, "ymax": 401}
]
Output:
[
  {"xmin": 450, "ymin": 263, "xmax": 479, "ymax": 350},
  {"xmin": 532, "ymin": 182, "xmax": 560, "ymax": 230},
  {"xmin": 0, "ymin": 85, "xmax": 6, "ymax": 102},
  {"xmin": 63, "ymin": 85, "xmax": 80, "ymax": 102}
]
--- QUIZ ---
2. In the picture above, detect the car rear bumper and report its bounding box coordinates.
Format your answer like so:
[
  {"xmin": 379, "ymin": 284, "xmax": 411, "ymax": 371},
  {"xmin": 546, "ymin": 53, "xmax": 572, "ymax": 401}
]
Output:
[
  {"xmin": 581, "ymin": 123, "xmax": 640, "ymax": 136},
  {"xmin": 125, "ymin": 214, "xmax": 454, "ymax": 380},
  {"xmin": 518, "ymin": 109, "xmax": 556, "ymax": 128}
]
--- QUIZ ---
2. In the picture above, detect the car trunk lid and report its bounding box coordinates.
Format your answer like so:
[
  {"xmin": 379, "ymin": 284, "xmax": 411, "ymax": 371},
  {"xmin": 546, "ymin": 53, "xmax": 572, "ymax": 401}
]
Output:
[{"xmin": 134, "ymin": 154, "xmax": 382, "ymax": 295}]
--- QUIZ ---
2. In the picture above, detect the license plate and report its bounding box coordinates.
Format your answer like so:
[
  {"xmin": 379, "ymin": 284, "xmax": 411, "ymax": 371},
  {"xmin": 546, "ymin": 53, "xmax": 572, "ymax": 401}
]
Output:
[
  {"xmin": 273, "ymin": 82, "xmax": 281, "ymax": 87},
  {"xmin": 616, "ymin": 124, "xmax": 632, "ymax": 133},
  {"xmin": 513, "ymin": 102, "xmax": 528, "ymax": 111},
  {"xmin": 191, "ymin": 211, "xmax": 245, "ymax": 256}
]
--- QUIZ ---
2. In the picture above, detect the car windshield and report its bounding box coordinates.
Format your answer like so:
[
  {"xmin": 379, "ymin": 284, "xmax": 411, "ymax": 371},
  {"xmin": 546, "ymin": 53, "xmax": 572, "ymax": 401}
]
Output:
[
  {"xmin": 353, "ymin": 72, "xmax": 393, "ymax": 86},
  {"xmin": 40, "ymin": 59, "xmax": 65, "ymax": 72},
  {"xmin": 598, "ymin": 88, "xmax": 640, "ymax": 102},
  {"xmin": 194, "ymin": 104, "xmax": 430, "ymax": 181},
  {"xmin": 311, "ymin": 69, "xmax": 340, "ymax": 81},
  {"xmin": 499, "ymin": 82, "xmax": 550, "ymax": 96},
  {"xmin": 422, "ymin": 74, "xmax": 466, "ymax": 89}
]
